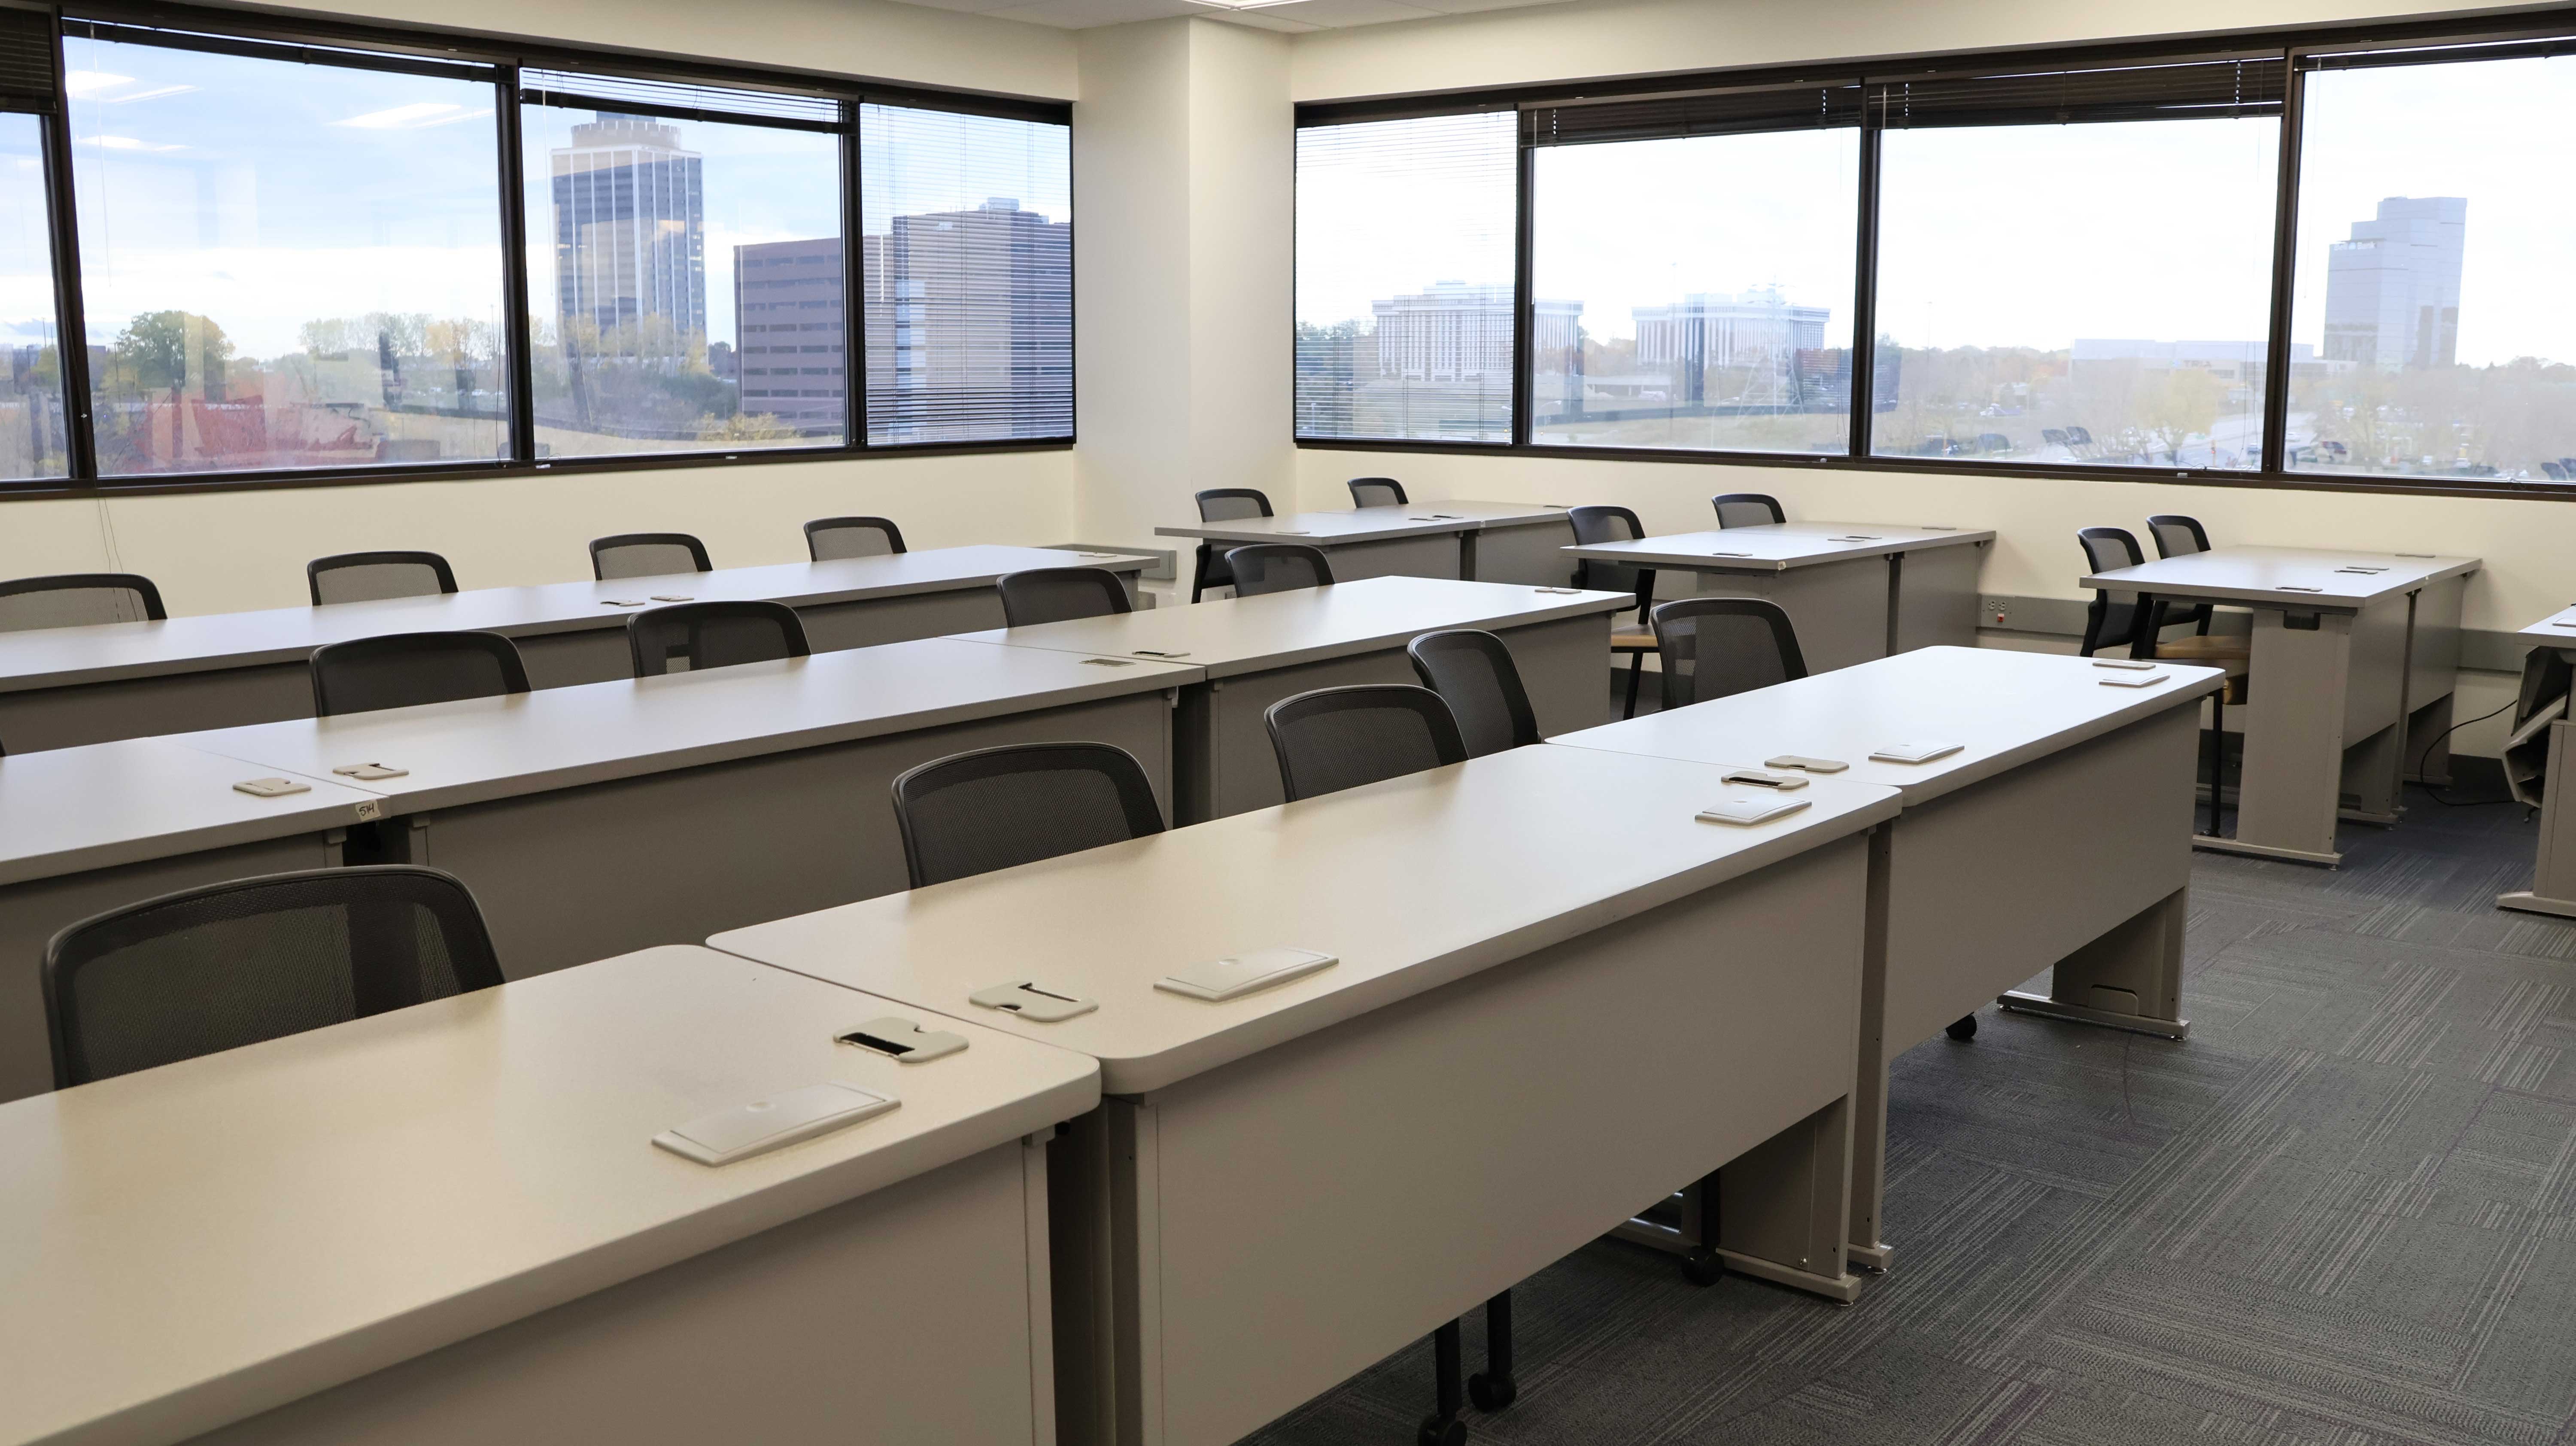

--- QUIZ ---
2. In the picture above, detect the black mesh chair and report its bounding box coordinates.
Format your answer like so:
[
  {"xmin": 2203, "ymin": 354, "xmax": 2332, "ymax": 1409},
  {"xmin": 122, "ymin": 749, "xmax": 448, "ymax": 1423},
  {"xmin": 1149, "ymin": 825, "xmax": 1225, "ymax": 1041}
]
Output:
[
  {"xmin": 1710, "ymin": 493, "xmax": 1786, "ymax": 529},
  {"xmin": 998, "ymin": 567, "xmax": 1133, "ymax": 628},
  {"xmin": 2076, "ymin": 528, "xmax": 2150, "ymax": 657},
  {"xmin": 1408, "ymin": 630, "xmax": 1539, "ymax": 756},
  {"xmin": 805, "ymin": 516, "xmax": 907, "ymax": 561},
  {"xmin": 2145, "ymin": 513, "xmax": 2215, "ymax": 635},
  {"xmin": 627, "ymin": 599, "xmax": 810, "ymax": 677},
  {"xmin": 41, "ymin": 865, "xmax": 504, "ymax": 1089},
  {"xmin": 589, "ymin": 532, "xmax": 712, "ymax": 581},
  {"xmin": 307, "ymin": 551, "xmax": 458, "ymax": 606},
  {"xmin": 1224, "ymin": 543, "xmax": 1334, "ymax": 598},
  {"xmin": 891, "ymin": 742, "xmax": 1166, "ymax": 889},
  {"xmin": 1649, "ymin": 597, "xmax": 1806, "ymax": 709},
  {"xmin": 1265, "ymin": 684, "xmax": 1467, "ymax": 802},
  {"xmin": 1569, "ymin": 506, "xmax": 1659, "ymax": 719},
  {"xmin": 0, "ymin": 573, "xmax": 167, "ymax": 632},
  {"xmin": 309, "ymin": 630, "xmax": 531, "ymax": 717},
  {"xmin": 1191, "ymin": 488, "xmax": 1273, "ymax": 602},
  {"xmin": 1347, "ymin": 477, "xmax": 1407, "ymax": 508}
]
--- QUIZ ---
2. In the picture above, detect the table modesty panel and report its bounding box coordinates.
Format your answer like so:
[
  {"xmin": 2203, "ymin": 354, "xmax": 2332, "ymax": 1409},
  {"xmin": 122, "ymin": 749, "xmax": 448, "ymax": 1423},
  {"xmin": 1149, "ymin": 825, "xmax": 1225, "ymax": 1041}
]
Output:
[
  {"xmin": 1461, "ymin": 515, "xmax": 1579, "ymax": 586},
  {"xmin": 1686, "ymin": 556, "xmax": 1892, "ymax": 672},
  {"xmin": 0, "ymin": 546, "xmax": 1150, "ymax": 753},
  {"xmin": 1891, "ymin": 539, "xmax": 1987, "ymax": 651},
  {"xmin": 0, "ymin": 946, "xmax": 1098, "ymax": 1446},
  {"xmin": 1113, "ymin": 836, "xmax": 1867, "ymax": 1446},
  {"xmin": 383, "ymin": 687, "xmax": 1174, "ymax": 974}
]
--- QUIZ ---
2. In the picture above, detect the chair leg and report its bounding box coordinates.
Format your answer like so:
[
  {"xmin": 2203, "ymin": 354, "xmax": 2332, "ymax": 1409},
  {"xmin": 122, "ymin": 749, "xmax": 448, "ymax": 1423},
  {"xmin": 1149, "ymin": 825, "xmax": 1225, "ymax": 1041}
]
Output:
[
  {"xmin": 1622, "ymin": 654, "xmax": 1644, "ymax": 719},
  {"xmin": 1419, "ymin": 1321, "xmax": 1465, "ymax": 1446},
  {"xmin": 1468, "ymin": 1291, "xmax": 1517, "ymax": 1412},
  {"xmin": 1190, "ymin": 545, "xmax": 1210, "ymax": 605}
]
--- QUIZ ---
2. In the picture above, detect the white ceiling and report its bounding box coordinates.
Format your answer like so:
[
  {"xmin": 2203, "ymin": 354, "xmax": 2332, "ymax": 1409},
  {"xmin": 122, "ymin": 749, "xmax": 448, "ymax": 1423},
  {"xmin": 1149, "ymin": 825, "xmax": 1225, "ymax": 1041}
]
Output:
[{"xmin": 886, "ymin": 0, "xmax": 1566, "ymax": 36}]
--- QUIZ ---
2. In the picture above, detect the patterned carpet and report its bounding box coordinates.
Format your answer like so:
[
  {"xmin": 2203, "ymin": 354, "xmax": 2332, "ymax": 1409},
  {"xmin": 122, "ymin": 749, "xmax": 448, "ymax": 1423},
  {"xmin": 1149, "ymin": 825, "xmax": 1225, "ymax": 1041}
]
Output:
[{"xmin": 1244, "ymin": 773, "xmax": 2576, "ymax": 1446}]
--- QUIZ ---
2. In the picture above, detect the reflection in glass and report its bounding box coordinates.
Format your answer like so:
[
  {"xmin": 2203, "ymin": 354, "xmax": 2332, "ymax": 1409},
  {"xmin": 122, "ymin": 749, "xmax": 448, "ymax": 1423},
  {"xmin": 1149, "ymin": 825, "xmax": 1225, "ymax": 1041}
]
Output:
[
  {"xmin": 2289, "ymin": 56, "xmax": 2576, "ymax": 485},
  {"xmin": 522, "ymin": 104, "xmax": 843, "ymax": 456},
  {"xmin": 0, "ymin": 113, "xmax": 66, "ymax": 480},
  {"xmin": 1531, "ymin": 129, "xmax": 1858, "ymax": 454},
  {"xmin": 860, "ymin": 104, "xmax": 1071, "ymax": 445},
  {"xmin": 1871, "ymin": 118, "xmax": 2278, "ymax": 469},
  {"xmin": 67, "ymin": 38, "xmax": 507, "ymax": 476},
  {"xmin": 1294, "ymin": 111, "xmax": 1518, "ymax": 443}
]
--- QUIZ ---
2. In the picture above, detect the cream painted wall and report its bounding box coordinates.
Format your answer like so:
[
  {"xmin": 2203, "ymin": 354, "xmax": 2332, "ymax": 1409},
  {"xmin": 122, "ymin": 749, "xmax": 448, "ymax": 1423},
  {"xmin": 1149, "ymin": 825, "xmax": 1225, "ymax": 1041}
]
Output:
[
  {"xmin": 1072, "ymin": 18, "xmax": 1294, "ymax": 552},
  {"xmin": 0, "ymin": 0, "xmax": 1082, "ymax": 618}
]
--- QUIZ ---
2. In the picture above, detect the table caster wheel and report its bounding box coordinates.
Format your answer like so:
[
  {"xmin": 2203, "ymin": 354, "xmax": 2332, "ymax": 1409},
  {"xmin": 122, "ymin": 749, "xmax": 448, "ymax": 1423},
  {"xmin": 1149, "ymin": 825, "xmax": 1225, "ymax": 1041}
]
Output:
[
  {"xmin": 1682, "ymin": 1246, "xmax": 1725, "ymax": 1287},
  {"xmin": 1947, "ymin": 1014, "xmax": 1978, "ymax": 1041},
  {"xmin": 1469, "ymin": 1372, "xmax": 1517, "ymax": 1412}
]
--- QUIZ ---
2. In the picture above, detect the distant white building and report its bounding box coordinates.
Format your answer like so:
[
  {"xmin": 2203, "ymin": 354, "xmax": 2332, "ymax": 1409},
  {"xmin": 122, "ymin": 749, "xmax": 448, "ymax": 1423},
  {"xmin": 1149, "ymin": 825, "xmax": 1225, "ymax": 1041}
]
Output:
[
  {"xmin": 1372, "ymin": 282, "xmax": 1579, "ymax": 382},
  {"xmin": 2069, "ymin": 338, "xmax": 2314, "ymax": 387},
  {"xmin": 2322, "ymin": 196, "xmax": 2466, "ymax": 370},
  {"xmin": 1631, "ymin": 287, "xmax": 1829, "ymax": 371}
]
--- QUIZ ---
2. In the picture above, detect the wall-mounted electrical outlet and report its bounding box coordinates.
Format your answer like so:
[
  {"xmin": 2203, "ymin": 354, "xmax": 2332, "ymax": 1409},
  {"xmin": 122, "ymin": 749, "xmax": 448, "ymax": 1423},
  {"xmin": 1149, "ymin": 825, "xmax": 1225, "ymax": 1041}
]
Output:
[{"xmin": 1983, "ymin": 596, "xmax": 2013, "ymax": 627}]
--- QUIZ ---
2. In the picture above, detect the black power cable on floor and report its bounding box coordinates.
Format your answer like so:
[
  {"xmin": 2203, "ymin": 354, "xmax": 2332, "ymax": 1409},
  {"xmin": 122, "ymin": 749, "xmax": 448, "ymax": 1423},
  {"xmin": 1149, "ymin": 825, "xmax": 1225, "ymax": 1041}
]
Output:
[{"xmin": 2413, "ymin": 698, "xmax": 2518, "ymax": 807}]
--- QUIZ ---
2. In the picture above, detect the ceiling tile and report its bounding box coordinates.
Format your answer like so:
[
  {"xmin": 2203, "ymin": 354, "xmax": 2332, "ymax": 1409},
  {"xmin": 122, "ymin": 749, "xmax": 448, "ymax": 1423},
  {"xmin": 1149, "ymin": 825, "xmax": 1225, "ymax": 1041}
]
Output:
[
  {"xmin": 1204, "ymin": 7, "xmax": 1328, "ymax": 29},
  {"xmin": 1245, "ymin": 0, "xmax": 1443, "ymax": 25},
  {"xmin": 980, "ymin": 0, "xmax": 1198, "ymax": 26}
]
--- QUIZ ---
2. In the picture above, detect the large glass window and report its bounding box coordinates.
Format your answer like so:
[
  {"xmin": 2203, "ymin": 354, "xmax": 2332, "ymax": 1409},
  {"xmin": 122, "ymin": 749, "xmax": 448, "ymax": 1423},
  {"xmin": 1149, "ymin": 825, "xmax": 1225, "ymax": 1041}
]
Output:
[
  {"xmin": 67, "ymin": 36, "xmax": 508, "ymax": 476},
  {"xmin": 0, "ymin": 113, "xmax": 66, "ymax": 480},
  {"xmin": 1294, "ymin": 110, "xmax": 1517, "ymax": 444},
  {"xmin": 2288, "ymin": 52, "xmax": 2576, "ymax": 485},
  {"xmin": 860, "ymin": 104, "xmax": 1071, "ymax": 446},
  {"xmin": 1531, "ymin": 122, "xmax": 1859, "ymax": 454},
  {"xmin": 523, "ymin": 79, "xmax": 844, "ymax": 457},
  {"xmin": 1872, "ymin": 101, "xmax": 2280, "ymax": 468}
]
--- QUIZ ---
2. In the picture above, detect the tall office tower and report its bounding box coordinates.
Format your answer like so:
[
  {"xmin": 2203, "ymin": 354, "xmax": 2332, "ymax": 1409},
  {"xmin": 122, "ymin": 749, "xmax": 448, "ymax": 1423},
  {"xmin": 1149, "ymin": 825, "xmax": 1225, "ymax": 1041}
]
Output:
[
  {"xmin": 734, "ymin": 238, "xmax": 845, "ymax": 434},
  {"xmin": 550, "ymin": 113, "xmax": 708, "ymax": 346},
  {"xmin": 2322, "ymin": 196, "xmax": 2467, "ymax": 370},
  {"xmin": 866, "ymin": 198, "xmax": 1070, "ymax": 441},
  {"xmin": 1369, "ymin": 281, "xmax": 1580, "ymax": 382},
  {"xmin": 1631, "ymin": 287, "xmax": 1832, "ymax": 405}
]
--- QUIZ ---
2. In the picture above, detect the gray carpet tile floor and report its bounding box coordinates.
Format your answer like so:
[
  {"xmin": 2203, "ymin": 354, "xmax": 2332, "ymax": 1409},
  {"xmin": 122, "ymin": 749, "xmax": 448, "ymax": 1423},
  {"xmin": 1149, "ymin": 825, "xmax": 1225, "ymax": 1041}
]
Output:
[{"xmin": 1242, "ymin": 778, "xmax": 2576, "ymax": 1446}]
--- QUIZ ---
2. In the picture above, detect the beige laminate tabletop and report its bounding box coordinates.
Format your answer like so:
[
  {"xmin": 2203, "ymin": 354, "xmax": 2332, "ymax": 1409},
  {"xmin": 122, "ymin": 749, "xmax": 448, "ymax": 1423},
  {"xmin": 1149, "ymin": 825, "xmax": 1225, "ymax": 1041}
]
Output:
[
  {"xmin": 2079, "ymin": 545, "xmax": 2480, "ymax": 610},
  {"xmin": 1551, "ymin": 646, "xmax": 2223, "ymax": 807},
  {"xmin": 2514, "ymin": 605, "xmax": 2576, "ymax": 647},
  {"xmin": 0, "ymin": 737, "xmax": 383, "ymax": 889},
  {"xmin": 1154, "ymin": 510, "xmax": 1484, "ymax": 545},
  {"xmin": 949, "ymin": 574, "xmax": 1629, "ymax": 678},
  {"xmin": 1349, "ymin": 499, "xmax": 1573, "ymax": 529},
  {"xmin": 709, "ymin": 743, "xmax": 1899, "ymax": 1095},
  {"xmin": 170, "ymin": 637, "xmax": 1198, "ymax": 814},
  {"xmin": 0, "ymin": 545, "xmax": 1153, "ymax": 695},
  {"xmin": 1564, "ymin": 521, "xmax": 1996, "ymax": 573},
  {"xmin": 0, "ymin": 945, "xmax": 1098, "ymax": 1446}
]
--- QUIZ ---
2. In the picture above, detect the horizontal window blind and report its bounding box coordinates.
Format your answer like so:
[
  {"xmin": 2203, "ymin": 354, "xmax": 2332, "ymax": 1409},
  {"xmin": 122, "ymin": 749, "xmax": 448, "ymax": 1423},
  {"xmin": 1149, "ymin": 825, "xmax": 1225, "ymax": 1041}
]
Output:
[
  {"xmin": 0, "ymin": 9, "xmax": 51, "ymax": 114},
  {"xmin": 1869, "ymin": 54, "xmax": 2285, "ymax": 127},
  {"xmin": 521, "ymin": 68, "xmax": 840, "ymax": 127},
  {"xmin": 1523, "ymin": 82, "xmax": 1862, "ymax": 145},
  {"xmin": 860, "ymin": 103, "xmax": 1072, "ymax": 446}
]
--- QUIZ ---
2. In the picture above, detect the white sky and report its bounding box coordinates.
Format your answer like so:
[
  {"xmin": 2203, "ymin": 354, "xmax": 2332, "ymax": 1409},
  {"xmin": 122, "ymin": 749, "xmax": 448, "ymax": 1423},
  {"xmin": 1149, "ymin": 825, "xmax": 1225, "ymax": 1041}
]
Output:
[{"xmin": 1297, "ymin": 54, "xmax": 2576, "ymax": 368}]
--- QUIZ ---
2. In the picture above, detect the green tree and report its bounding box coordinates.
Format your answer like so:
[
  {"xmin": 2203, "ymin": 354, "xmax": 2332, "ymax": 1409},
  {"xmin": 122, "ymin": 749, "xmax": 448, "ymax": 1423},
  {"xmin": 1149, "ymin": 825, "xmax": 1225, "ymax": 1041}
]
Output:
[{"xmin": 111, "ymin": 311, "xmax": 234, "ymax": 394}]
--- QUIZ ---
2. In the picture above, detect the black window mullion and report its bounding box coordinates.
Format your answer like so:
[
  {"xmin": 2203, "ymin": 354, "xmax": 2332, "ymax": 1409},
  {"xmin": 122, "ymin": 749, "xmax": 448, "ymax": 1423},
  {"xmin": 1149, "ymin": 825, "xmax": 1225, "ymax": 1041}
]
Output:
[
  {"xmin": 1511, "ymin": 128, "xmax": 1534, "ymax": 448},
  {"xmin": 42, "ymin": 25, "xmax": 96, "ymax": 483},
  {"xmin": 841, "ymin": 100, "xmax": 865, "ymax": 452},
  {"xmin": 1846, "ymin": 122, "xmax": 1881, "ymax": 459},
  {"xmin": 494, "ymin": 65, "xmax": 538, "ymax": 466},
  {"xmin": 2257, "ymin": 58, "xmax": 2304, "ymax": 475}
]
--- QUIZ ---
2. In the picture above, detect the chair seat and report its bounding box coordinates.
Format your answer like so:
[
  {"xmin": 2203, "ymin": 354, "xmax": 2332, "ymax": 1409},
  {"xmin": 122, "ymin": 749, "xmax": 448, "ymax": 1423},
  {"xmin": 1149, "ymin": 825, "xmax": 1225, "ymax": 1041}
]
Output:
[{"xmin": 1611, "ymin": 628, "xmax": 1656, "ymax": 651}]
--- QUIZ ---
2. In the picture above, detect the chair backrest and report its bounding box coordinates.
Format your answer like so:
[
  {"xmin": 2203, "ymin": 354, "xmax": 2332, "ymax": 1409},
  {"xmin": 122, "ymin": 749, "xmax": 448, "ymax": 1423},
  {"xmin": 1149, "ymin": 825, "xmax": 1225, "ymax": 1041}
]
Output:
[
  {"xmin": 2145, "ymin": 514, "xmax": 2211, "ymax": 559},
  {"xmin": 1649, "ymin": 597, "xmax": 1806, "ymax": 709},
  {"xmin": 627, "ymin": 600, "xmax": 810, "ymax": 677},
  {"xmin": 1195, "ymin": 488, "xmax": 1273, "ymax": 524},
  {"xmin": 1347, "ymin": 477, "xmax": 1407, "ymax": 508},
  {"xmin": 891, "ymin": 742, "xmax": 1166, "ymax": 889},
  {"xmin": 1407, "ymin": 629, "xmax": 1539, "ymax": 756},
  {"xmin": 1264, "ymin": 684, "xmax": 1468, "ymax": 802},
  {"xmin": 309, "ymin": 630, "xmax": 531, "ymax": 717},
  {"xmin": 1567, "ymin": 505, "xmax": 1655, "ymax": 612},
  {"xmin": 42, "ymin": 865, "xmax": 504, "ymax": 1088},
  {"xmin": 2076, "ymin": 527, "xmax": 2148, "ymax": 657},
  {"xmin": 805, "ymin": 516, "xmax": 907, "ymax": 561},
  {"xmin": 0, "ymin": 573, "xmax": 167, "ymax": 632},
  {"xmin": 307, "ymin": 551, "xmax": 458, "ymax": 606},
  {"xmin": 589, "ymin": 532, "xmax": 712, "ymax": 581},
  {"xmin": 997, "ymin": 567, "xmax": 1133, "ymax": 628},
  {"xmin": 1710, "ymin": 493, "xmax": 1786, "ymax": 529},
  {"xmin": 1224, "ymin": 543, "xmax": 1334, "ymax": 597}
]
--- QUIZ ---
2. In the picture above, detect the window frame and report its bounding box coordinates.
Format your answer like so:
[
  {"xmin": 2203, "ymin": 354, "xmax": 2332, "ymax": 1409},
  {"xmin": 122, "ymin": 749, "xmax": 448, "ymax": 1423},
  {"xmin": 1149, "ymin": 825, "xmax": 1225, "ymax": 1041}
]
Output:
[
  {"xmin": 0, "ymin": 0, "xmax": 1074, "ymax": 500},
  {"xmin": 1293, "ymin": 9, "xmax": 2576, "ymax": 503}
]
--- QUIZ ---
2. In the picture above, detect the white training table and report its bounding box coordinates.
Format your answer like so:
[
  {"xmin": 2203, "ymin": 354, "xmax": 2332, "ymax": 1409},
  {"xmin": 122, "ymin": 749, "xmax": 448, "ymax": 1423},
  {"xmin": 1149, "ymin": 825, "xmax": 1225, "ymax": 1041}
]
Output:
[{"xmin": 2496, "ymin": 605, "xmax": 2576, "ymax": 917}]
